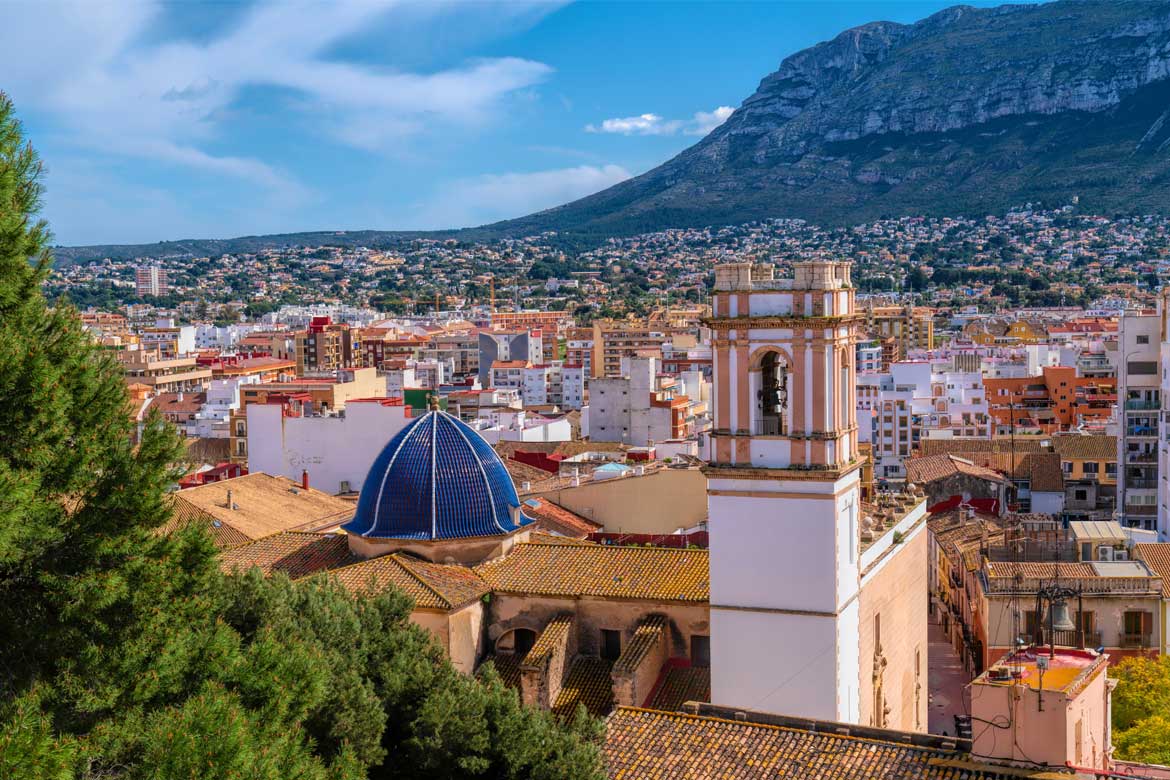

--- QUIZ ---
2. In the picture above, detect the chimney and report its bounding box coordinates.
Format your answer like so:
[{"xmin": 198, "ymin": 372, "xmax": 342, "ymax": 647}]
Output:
[
  {"xmin": 301, "ymin": 469, "xmax": 310, "ymax": 490},
  {"xmin": 226, "ymin": 489, "xmax": 233, "ymax": 509}
]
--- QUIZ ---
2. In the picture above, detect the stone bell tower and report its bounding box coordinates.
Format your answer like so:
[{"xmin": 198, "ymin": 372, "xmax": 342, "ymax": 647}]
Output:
[{"xmin": 706, "ymin": 259, "xmax": 921, "ymax": 726}]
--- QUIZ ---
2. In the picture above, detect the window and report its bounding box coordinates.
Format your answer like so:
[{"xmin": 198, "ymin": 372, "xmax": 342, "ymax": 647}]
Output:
[
  {"xmin": 1075, "ymin": 489, "xmax": 1088, "ymax": 501},
  {"xmin": 690, "ymin": 635, "xmax": 711, "ymax": 667},
  {"xmin": 601, "ymin": 629, "xmax": 622, "ymax": 661},
  {"xmin": 1024, "ymin": 610, "xmax": 1039, "ymax": 642},
  {"xmin": 1137, "ymin": 335, "xmax": 1150, "ymax": 345},
  {"xmin": 1123, "ymin": 611, "xmax": 1152, "ymax": 644},
  {"xmin": 1083, "ymin": 462, "xmax": 1099, "ymax": 475}
]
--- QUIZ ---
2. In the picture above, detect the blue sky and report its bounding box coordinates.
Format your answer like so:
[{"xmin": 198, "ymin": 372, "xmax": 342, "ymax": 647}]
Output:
[{"xmin": 2, "ymin": 0, "xmax": 1017, "ymax": 246}]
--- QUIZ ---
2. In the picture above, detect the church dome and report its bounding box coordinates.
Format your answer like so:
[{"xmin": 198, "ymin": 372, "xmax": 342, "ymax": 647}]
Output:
[{"xmin": 343, "ymin": 410, "xmax": 532, "ymax": 540}]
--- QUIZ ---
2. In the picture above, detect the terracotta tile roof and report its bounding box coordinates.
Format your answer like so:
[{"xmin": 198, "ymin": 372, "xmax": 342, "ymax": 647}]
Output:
[
  {"xmin": 148, "ymin": 391, "xmax": 207, "ymax": 415},
  {"xmin": 522, "ymin": 613, "xmax": 574, "ymax": 668},
  {"xmin": 940, "ymin": 452, "xmax": 1064, "ymax": 493},
  {"xmin": 173, "ymin": 473, "xmax": 354, "ymax": 541},
  {"xmin": 647, "ymin": 666, "xmax": 710, "ymax": 712},
  {"xmin": 985, "ymin": 561, "xmax": 1097, "ymax": 579},
  {"xmin": 475, "ymin": 543, "xmax": 708, "ymax": 602},
  {"xmin": 219, "ymin": 531, "xmax": 355, "ymax": 579},
  {"xmin": 162, "ymin": 499, "xmax": 252, "ymax": 548},
  {"xmin": 1051, "ymin": 434, "xmax": 1117, "ymax": 461},
  {"xmin": 327, "ymin": 553, "xmax": 489, "ymax": 610},
  {"xmin": 494, "ymin": 440, "xmax": 628, "ymax": 459},
  {"xmin": 526, "ymin": 532, "xmax": 597, "ymax": 546},
  {"xmin": 613, "ymin": 615, "xmax": 667, "ymax": 676},
  {"xmin": 183, "ymin": 436, "xmax": 231, "ymax": 464},
  {"xmin": 553, "ymin": 657, "xmax": 614, "ymax": 719},
  {"xmin": 905, "ymin": 454, "xmax": 1008, "ymax": 485},
  {"xmin": 504, "ymin": 458, "xmax": 558, "ymax": 486},
  {"xmin": 521, "ymin": 497, "xmax": 602, "ymax": 538},
  {"xmin": 603, "ymin": 707, "xmax": 1028, "ymax": 780},
  {"xmin": 479, "ymin": 654, "xmax": 522, "ymax": 690},
  {"xmin": 1135, "ymin": 543, "xmax": 1170, "ymax": 597},
  {"xmin": 918, "ymin": 438, "xmax": 1046, "ymax": 457}
]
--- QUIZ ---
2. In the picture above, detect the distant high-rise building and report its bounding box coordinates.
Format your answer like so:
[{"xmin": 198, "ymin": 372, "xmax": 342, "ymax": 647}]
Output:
[
  {"xmin": 135, "ymin": 265, "xmax": 168, "ymax": 298},
  {"xmin": 477, "ymin": 330, "xmax": 541, "ymax": 389}
]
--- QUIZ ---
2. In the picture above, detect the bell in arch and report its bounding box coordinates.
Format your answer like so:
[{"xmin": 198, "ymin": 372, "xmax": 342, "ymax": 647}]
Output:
[{"xmin": 1048, "ymin": 600, "xmax": 1076, "ymax": 633}]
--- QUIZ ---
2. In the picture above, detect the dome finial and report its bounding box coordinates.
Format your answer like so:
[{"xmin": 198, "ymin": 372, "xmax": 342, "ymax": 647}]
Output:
[{"xmin": 427, "ymin": 392, "xmax": 440, "ymax": 411}]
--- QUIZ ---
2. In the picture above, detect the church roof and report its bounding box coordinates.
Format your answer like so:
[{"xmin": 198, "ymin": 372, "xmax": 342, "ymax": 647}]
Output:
[
  {"xmin": 475, "ymin": 542, "xmax": 709, "ymax": 602},
  {"xmin": 603, "ymin": 706, "xmax": 1034, "ymax": 780},
  {"xmin": 344, "ymin": 410, "xmax": 532, "ymax": 540},
  {"xmin": 328, "ymin": 553, "xmax": 491, "ymax": 611}
]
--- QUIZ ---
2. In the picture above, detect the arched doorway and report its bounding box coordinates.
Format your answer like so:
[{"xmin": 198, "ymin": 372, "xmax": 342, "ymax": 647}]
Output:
[{"xmin": 496, "ymin": 627, "xmax": 537, "ymax": 658}]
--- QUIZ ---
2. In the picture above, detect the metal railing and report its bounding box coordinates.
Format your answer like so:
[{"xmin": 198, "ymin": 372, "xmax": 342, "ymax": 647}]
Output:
[
  {"xmin": 1036, "ymin": 629, "xmax": 1103, "ymax": 649},
  {"xmin": 754, "ymin": 418, "xmax": 784, "ymax": 436},
  {"xmin": 1126, "ymin": 400, "xmax": 1160, "ymax": 411},
  {"xmin": 1121, "ymin": 633, "xmax": 1151, "ymax": 649},
  {"xmin": 987, "ymin": 576, "xmax": 1163, "ymax": 596}
]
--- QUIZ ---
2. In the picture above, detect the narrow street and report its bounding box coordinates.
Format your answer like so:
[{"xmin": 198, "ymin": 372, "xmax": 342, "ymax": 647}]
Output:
[{"xmin": 927, "ymin": 619, "xmax": 970, "ymax": 736}]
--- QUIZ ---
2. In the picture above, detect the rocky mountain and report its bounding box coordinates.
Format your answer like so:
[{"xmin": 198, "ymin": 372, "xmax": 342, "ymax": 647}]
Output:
[
  {"xmin": 58, "ymin": 0, "xmax": 1170, "ymax": 262},
  {"xmin": 485, "ymin": 0, "xmax": 1170, "ymax": 238}
]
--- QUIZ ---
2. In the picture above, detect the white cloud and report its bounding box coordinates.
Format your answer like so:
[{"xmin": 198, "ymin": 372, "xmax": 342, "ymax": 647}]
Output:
[
  {"xmin": 0, "ymin": 1, "xmax": 554, "ymax": 189},
  {"xmin": 414, "ymin": 164, "xmax": 631, "ymax": 228},
  {"xmin": 586, "ymin": 105, "xmax": 735, "ymax": 137},
  {"xmin": 692, "ymin": 106, "xmax": 735, "ymax": 135}
]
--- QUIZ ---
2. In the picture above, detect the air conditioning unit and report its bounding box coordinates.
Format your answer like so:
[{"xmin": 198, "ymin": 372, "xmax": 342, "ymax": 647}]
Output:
[
  {"xmin": 1099, "ymin": 546, "xmax": 1114, "ymax": 562},
  {"xmin": 1115, "ymin": 548, "xmax": 1129, "ymax": 561}
]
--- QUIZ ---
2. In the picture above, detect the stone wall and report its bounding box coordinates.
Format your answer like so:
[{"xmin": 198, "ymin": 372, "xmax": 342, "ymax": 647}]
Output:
[{"xmin": 858, "ymin": 524, "xmax": 929, "ymax": 732}]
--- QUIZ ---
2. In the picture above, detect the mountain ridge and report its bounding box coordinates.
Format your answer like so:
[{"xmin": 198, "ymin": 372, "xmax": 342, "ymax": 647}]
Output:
[{"xmin": 56, "ymin": 0, "xmax": 1170, "ymax": 263}]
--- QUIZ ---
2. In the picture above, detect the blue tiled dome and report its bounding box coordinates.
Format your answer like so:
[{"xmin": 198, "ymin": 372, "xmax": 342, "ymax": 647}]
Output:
[{"xmin": 344, "ymin": 410, "xmax": 532, "ymax": 540}]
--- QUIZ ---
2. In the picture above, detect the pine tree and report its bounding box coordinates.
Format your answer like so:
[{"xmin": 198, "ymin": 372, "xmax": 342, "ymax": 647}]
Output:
[{"xmin": 0, "ymin": 93, "xmax": 606, "ymax": 779}]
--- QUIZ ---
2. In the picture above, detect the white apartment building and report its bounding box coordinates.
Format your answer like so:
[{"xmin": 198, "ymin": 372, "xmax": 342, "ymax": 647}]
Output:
[
  {"xmin": 468, "ymin": 409, "xmax": 573, "ymax": 444},
  {"xmin": 586, "ymin": 356, "xmax": 705, "ymax": 446},
  {"xmin": 193, "ymin": 323, "xmax": 267, "ymax": 350},
  {"xmin": 561, "ymin": 365, "xmax": 586, "ymax": 410},
  {"xmin": 857, "ymin": 341, "xmax": 883, "ymax": 373},
  {"xmin": 246, "ymin": 399, "xmax": 412, "ymax": 495},
  {"xmin": 140, "ymin": 323, "xmax": 196, "ymax": 357},
  {"xmin": 1118, "ymin": 310, "xmax": 1160, "ymax": 532},
  {"xmin": 857, "ymin": 361, "xmax": 991, "ymax": 481},
  {"xmin": 186, "ymin": 376, "xmax": 258, "ymax": 439}
]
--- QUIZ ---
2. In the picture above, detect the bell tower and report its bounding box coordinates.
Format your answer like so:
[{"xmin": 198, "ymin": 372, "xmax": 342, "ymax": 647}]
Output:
[{"xmin": 706, "ymin": 259, "xmax": 867, "ymax": 722}]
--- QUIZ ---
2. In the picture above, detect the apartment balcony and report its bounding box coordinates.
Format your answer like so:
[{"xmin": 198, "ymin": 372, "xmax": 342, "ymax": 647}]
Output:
[
  {"xmin": 1125, "ymin": 479, "xmax": 1159, "ymax": 490},
  {"xmin": 1120, "ymin": 632, "xmax": 1153, "ymax": 649},
  {"xmin": 1126, "ymin": 400, "xmax": 1161, "ymax": 411},
  {"xmin": 1125, "ymin": 452, "xmax": 1158, "ymax": 463}
]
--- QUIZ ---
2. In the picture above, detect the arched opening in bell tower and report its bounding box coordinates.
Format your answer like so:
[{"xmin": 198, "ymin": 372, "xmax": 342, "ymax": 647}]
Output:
[{"xmin": 755, "ymin": 350, "xmax": 790, "ymax": 436}]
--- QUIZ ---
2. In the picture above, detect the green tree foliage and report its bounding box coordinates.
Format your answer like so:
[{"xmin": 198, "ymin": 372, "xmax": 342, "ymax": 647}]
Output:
[
  {"xmin": 0, "ymin": 92, "xmax": 604, "ymax": 779},
  {"xmin": 1111, "ymin": 655, "xmax": 1170, "ymax": 764}
]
